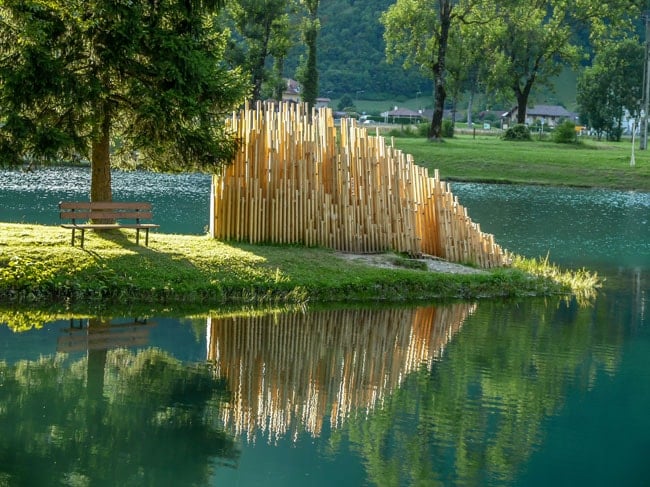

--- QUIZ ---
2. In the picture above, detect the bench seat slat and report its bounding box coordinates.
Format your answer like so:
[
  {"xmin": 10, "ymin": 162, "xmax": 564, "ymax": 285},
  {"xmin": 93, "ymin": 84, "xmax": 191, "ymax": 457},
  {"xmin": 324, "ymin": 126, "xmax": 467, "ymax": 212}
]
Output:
[
  {"xmin": 59, "ymin": 200, "xmax": 158, "ymax": 247},
  {"xmin": 59, "ymin": 202, "xmax": 152, "ymax": 211},
  {"xmin": 60, "ymin": 211, "xmax": 154, "ymax": 220},
  {"xmin": 61, "ymin": 223, "xmax": 159, "ymax": 230}
]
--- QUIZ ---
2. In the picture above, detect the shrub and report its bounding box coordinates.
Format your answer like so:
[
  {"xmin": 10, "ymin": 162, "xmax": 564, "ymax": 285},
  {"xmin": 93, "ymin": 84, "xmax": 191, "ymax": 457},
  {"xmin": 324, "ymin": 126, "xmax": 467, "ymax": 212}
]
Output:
[
  {"xmin": 386, "ymin": 125, "xmax": 417, "ymax": 137},
  {"xmin": 553, "ymin": 120, "xmax": 578, "ymax": 144},
  {"xmin": 502, "ymin": 124, "xmax": 531, "ymax": 141},
  {"xmin": 442, "ymin": 120, "xmax": 454, "ymax": 138}
]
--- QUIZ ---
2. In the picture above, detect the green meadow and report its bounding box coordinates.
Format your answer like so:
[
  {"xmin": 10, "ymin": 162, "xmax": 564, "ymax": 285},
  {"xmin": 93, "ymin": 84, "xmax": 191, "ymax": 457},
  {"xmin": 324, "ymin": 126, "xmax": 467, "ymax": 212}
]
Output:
[{"xmin": 393, "ymin": 134, "xmax": 650, "ymax": 191}]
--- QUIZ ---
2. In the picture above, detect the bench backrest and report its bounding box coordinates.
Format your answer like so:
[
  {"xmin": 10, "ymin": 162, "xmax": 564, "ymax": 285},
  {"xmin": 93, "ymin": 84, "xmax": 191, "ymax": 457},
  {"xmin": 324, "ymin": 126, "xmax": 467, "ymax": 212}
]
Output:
[{"xmin": 59, "ymin": 202, "xmax": 153, "ymax": 222}]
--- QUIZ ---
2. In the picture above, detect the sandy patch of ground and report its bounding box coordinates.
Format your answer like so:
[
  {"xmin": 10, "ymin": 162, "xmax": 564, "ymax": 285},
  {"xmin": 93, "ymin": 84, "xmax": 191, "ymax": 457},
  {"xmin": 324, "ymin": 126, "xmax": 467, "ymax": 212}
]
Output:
[{"xmin": 335, "ymin": 252, "xmax": 487, "ymax": 275}]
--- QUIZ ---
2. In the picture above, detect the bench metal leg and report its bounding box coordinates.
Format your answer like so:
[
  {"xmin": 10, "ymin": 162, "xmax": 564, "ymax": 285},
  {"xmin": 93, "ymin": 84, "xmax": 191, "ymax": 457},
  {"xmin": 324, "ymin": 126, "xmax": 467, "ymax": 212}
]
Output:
[
  {"xmin": 136, "ymin": 229, "xmax": 140, "ymax": 245},
  {"xmin": 80, "ymin": 229, "xmax": 85, "ymax": 248},
  {"xmin": 71, "ymin": 228, "xmax": 76, "ymax": 246},
  {"xmin": 145, "ymin": 229, "xmax": 149, "ymax": 246}
]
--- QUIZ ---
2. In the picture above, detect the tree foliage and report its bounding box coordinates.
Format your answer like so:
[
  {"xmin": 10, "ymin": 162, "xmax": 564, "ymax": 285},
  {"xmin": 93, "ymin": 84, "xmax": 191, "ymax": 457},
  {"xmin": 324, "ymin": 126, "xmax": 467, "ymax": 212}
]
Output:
[
  {"xmin": 0, "ymin": 0, "xmax": 248, "ymax": 201},
  {"xmin": 502, "ymin": 124, "xmax": 531, "ymax": 141},
  {"xmin": 478, "ymin": 0, "xmax": 642, "ymax": 124},
  {"xmin": 381, "ymin": 0, "xmax": 486, "ymax": 140},
  {"xmin": 296, "ymin": 0, "xmax": 320, "ymax": 108},
  {"xmin": 552, "ymin": 120, "xmax": 578, "ymax": 144},
  {"xmin": 225, "ymin": 0, "xmax": 296, "ymax": 101},
  {"xmin": 313, "ymin": 0, "xmax": 430, "ymax": 100},
  {"xmin": 577, "ymin": 39, "xmax": 645, "ymax": 141}
]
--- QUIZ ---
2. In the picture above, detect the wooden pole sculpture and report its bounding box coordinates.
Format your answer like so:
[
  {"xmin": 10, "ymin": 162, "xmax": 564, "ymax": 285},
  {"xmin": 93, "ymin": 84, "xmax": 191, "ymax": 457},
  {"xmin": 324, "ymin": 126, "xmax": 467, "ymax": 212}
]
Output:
[{"xmin": 211, "ymin": 102, "xmax": 509, "ymax": 268}]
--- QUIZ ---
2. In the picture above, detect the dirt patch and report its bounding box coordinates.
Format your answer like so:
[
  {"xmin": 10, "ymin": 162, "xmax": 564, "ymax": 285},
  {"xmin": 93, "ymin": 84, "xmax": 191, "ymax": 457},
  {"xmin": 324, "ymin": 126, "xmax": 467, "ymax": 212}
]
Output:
[{"xmin": 335, "ymin": 252, "xmax": 487, "ymax": 275}]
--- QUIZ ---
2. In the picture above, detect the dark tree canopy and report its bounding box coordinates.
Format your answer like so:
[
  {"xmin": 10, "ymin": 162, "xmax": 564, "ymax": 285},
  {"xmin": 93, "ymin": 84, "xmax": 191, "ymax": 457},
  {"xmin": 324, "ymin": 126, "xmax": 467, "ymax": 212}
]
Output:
[
  {"xmin": 0, "ymin": 0, "xmax": 249, "ymax": 201},
  {"xmin": 225, "ymin": 0, "xmax": 294, "ymax": 101}
]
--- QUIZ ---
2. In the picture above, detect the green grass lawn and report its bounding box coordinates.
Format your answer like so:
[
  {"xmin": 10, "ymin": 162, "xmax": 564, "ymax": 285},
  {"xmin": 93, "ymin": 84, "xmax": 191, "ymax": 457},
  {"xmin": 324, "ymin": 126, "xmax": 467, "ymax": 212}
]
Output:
[
  {"xmin": 393, "ymin": 134, "xmax": 650, "ymax": 191},
  {"xmin": 0, "ymin": 223, "xmax": 597, "ymax": 312}
]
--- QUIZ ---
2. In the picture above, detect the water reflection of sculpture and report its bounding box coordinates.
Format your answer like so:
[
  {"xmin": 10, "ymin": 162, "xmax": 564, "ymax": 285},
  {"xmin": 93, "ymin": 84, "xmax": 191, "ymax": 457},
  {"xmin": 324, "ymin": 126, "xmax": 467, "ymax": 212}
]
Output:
[
  {"xmin": 340, "ymin": 298, "xmax": 624, "ymax": 486},
  {"xmin": 206, "ymin": 304, "xmax": 476, "ymax": 443}
]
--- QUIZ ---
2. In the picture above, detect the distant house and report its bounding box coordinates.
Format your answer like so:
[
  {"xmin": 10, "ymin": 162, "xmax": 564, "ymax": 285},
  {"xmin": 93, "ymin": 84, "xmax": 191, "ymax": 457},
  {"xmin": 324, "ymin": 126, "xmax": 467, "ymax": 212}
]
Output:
[
  {"xmin": 381, "ymin": 107, "xmax": 423, "ymax": 123},
  {"xmin": 419, "ymin": 109, "xmax": 461, "ymax": 122},
  {"xmin": 505, "ymin": 104, "xmax": 576, "ymax": 127},
  {"xmin": 315, "ymin": 97, "xmax": 331, "ymax": 108},
  {"xmin": 282, "ymin": 79, "xmax": 302, "ymax": 103},
  {"xmin": 281, "ymin": 79, "xmax": 331, "ymax": 107}
]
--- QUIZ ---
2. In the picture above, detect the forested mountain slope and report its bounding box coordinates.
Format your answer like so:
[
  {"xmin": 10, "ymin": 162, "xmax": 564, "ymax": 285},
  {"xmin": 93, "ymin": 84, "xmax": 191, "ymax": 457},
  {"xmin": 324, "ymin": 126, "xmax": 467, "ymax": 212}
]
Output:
[{"xmin": 287, "ymin": 0, "xmax": 431, "ymax": 100}]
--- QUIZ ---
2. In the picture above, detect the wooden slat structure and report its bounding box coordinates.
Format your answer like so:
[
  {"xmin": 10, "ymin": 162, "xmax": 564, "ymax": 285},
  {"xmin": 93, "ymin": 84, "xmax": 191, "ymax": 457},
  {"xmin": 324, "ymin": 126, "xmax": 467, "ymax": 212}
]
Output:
[
  {"xmin": 211, "ymin": 102, "xmax": 509, "ymax": 268},
  {"xmin": 206, "ymin": 304, "xmax": 475, "ymax": 443}
]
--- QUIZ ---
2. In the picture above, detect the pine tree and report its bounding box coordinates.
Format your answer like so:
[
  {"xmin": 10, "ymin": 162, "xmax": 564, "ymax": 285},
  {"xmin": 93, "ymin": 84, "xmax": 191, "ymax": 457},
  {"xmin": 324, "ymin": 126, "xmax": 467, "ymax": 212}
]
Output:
[{"xmin": 0, "ymin": 0, "xmax": 249, "ymax": 201}]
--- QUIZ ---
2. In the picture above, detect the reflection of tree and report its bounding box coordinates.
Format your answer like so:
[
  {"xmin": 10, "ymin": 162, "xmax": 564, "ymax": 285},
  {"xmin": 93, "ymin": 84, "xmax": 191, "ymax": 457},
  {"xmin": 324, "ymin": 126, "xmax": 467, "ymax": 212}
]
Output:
[
  {"xmin": 339, "ymin": 297, "xmax": 624, "ymax": 486},
  {"xmin": 207, "ymin": 304, "xmax": 475, "ymax": 443},
  {"xmin": 0, "ymin": 347, "xmax": 238, "ymax": 486}
]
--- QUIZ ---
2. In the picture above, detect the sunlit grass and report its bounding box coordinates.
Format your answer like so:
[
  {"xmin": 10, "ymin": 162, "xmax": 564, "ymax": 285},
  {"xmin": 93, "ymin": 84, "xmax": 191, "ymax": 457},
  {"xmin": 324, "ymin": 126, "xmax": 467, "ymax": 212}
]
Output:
[
  {"xmin": 393, "ymin": 135, "xmax": 650, "ymax": 191},
  {"xmin": 511, "ymin": 253, "xmax": 601, "ymax": 305},
  {"xmin": 0, "ymin": 223, "xmax": 598, "ymax": 308}
]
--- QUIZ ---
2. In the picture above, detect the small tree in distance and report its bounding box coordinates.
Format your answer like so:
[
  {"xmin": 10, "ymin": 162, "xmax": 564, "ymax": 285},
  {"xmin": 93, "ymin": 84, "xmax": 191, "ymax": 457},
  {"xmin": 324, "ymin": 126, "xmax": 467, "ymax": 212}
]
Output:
[
  {"xmin": 553, "ymin": 121, "xmax": 578, "ymax": 144},
  {"xmin": 0, "ymin": 0, "xmax": 249, "ymax": 202}
]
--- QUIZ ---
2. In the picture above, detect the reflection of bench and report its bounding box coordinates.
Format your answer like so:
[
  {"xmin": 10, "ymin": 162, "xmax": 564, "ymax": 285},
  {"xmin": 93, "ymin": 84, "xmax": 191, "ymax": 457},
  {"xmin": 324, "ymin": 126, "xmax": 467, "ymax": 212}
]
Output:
[
  {"xmin": 59, "ymin": 201, "xmax": 159, "ymax": 247},
  {"xmin": 57, "ymin": 318, "xmax": 156, "ymax": 352}
]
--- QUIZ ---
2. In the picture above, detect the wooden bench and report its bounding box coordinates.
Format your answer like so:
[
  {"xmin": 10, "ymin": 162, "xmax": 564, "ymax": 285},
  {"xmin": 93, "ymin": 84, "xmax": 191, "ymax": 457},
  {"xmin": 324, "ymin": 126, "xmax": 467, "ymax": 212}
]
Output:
[
  {"xmin": 57, "ymin": 318, "xmax": 156, "ymax": 352},
  {"xmin": 59, "ymin": 201, "xmax": 159, "ymax": 248}
]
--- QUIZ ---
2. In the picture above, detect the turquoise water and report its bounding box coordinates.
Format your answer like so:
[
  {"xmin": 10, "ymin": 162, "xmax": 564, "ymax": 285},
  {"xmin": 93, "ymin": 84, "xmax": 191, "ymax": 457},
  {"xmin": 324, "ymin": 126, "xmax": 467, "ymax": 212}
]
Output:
[
  {"xmin": 0, "ymin": 167, "xmax": 212, "ymax": 234},
  {"xmin": 451, "ymin": 182, "xmax": 650, "ymax": 270},
  {"xmin": 0, "ymin": 168, "xmax": 648, "ymax": 486}
]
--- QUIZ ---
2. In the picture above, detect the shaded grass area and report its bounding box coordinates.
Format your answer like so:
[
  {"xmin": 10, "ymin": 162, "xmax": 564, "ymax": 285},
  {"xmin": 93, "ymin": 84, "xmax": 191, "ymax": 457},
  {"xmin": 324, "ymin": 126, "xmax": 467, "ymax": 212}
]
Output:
[
  {"xmin": 0, "ymin": 223, "xmax": 597, "ymax": 310},
  {"xmin": 394, "ymin": 135, "xmax": 650, "ymax": 191}
]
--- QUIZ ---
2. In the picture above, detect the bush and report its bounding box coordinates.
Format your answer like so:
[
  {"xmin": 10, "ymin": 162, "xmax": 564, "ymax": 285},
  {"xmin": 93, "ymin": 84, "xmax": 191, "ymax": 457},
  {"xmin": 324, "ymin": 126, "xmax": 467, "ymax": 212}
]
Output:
[
  {"xmin": 386, "ymin": 125, "xmax": 417, "ymax": 137},
  {"xmin": 442, "ymin": 120, "xmax": 454, "ymax": 138},
  {"xmin": 502, "ymin": 124, "xmax": 531, "ymax": 141},
  {"xmin": 553, "ymin": 120, "xmax": 578, "ymax": 144}
]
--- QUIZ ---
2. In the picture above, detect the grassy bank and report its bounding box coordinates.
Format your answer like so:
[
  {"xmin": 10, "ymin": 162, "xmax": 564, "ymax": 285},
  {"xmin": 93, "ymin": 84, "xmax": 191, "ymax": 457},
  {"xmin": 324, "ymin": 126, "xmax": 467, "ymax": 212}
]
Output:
[
  {"xmin": 0, "ymin": 223, "xmax": 598, "ymax": 310},
  {"xmin": 393, "ymin": 134, "xmax": 650, "ymax": 191}
]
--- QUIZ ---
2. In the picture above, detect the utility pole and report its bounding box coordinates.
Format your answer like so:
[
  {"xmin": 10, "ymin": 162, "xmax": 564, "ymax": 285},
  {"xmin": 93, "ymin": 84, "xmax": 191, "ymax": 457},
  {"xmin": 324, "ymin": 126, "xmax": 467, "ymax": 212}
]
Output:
[{"xmin": 641, "ymin": 10, "xmax": 650, "ymax": 149}]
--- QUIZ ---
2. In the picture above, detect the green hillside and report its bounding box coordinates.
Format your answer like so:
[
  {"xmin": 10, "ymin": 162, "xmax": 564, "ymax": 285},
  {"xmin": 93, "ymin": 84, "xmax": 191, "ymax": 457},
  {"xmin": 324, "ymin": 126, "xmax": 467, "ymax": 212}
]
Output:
[
  {"xmin": 284, "ymin": 2, "xmax": 583, "ymax": 110},
  {"xmin": 286, "ymin": 0, "xmax": 431, "ymax": 101}
]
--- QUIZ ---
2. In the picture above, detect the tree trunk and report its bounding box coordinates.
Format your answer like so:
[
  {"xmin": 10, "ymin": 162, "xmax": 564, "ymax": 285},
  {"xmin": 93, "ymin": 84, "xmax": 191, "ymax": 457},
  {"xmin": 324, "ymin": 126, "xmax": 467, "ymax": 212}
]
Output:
[
  {"xmin": 514, "ymin": 76, "xmax": 535, "ymax": 124},
  {"xmin": 428, "ymin": 1, "xmax": 452, "ymax": 140},
  {"xmin": 466, "ymin": 89, "xmax": 474, "ymax": 127},
  {"xmin": 451, "ymin": 97, "xmax": 457, "ymax": 131},
  {"xmin": 430, "ymin": 81, "xmax": 446, "ymax": 139},
  {"xmin": 251, "ymin": 22, "xmax": 272, "ymax": 101},
  {"xmin": 273, "ymin": 57, "xmax": 285, "ymax": 101},
  {"xmin": 516, "ymin": 95, "xmax": 528, "ymax": 124},
  {"xmin": 91, "ymin": 101, "xmax": 112, "ymax": 203}
]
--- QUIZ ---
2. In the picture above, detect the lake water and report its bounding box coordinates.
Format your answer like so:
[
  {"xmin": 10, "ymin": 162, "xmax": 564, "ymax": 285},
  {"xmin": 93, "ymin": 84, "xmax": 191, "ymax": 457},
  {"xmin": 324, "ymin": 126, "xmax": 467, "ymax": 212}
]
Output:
[{"xmin": 0, "ymin": 167, "xmax": 648, "ymax": 486}]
